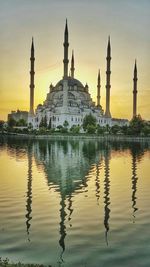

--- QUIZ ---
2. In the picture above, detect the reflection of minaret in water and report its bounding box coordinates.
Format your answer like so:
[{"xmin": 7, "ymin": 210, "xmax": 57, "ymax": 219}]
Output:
[
  {"xmin": 103, "ymin": 150, "xmax": 111, "ymax": 245},
  {"xmin": 58, "ymin": 193, "xmax": 74, "ymax": 265},
  {"xmin": 26, "ymin": 146, "xmax": 33, "ymax": 241},
  {"xmin": 131, "ymin": 151, "xmax": 138, "ymax": 223},
  {"xmin": 95, "ymin": 159, "xmax": 102, "ymax": 204},
  {"xmin": 67, "ymin": 194, "xmax": 73, "ymax": 227},
  {"xmin": 66, "ymin": 169, "xmax": 74, "ymax": 227},
  {"xmin": 59, "ymin": 168, "xmax": 74, "ymax": 262},
  {"xmin": 59, "ymin": 193, "xmax": 67, "ymax": 263}
]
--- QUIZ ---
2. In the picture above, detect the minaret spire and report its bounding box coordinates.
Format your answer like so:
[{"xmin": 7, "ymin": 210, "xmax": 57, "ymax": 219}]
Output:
[
  {"xmin": 97, "ymin": 69, "xmax": 101, "ymax": 107},
  {"xmin": 70, "ymin": 50, "xmax": 75, "ymax": 78},
  {"xmin": 29, "ymin": 37, "xmax": 35, "ymax": 115},
  {"xmin": 133, "ymin": 59, "xmax": 138, "ymax": 118},
  {"xmin": 63, "ymin": 19, "xmax": 69, "ymax": 79},
  {"xmin": 105, "ymin": 36, "xmax": 111, "ymax": 118}
]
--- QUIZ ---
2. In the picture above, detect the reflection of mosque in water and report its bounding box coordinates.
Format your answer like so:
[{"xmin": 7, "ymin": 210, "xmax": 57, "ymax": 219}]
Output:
[
  {"xmin": 0, "ymin": 138, "xmax": 148, "ymax": 260},
  {"xmin": 32, "ymin": 140, "xmax": 105, "ymax": 260},
  {"xmin": 26, "ymin": 141, "xmax": 147, "ymax": 251}
]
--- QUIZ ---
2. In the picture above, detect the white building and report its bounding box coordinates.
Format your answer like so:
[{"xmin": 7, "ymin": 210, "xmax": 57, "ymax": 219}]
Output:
[{"xmin": 28, "ymin": 20, "xmax": 128, "ymax": 130}]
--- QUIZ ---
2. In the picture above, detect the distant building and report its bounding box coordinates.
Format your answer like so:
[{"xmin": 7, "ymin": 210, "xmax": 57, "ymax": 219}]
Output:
[{"xmin": 8, "ymin": 110, "xmax": 28, "ymax": 122}]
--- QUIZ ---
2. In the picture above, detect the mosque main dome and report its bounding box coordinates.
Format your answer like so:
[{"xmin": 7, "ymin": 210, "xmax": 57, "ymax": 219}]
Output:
[
  {"xmin": 56, "ymin": 77, "xmax": 84, "ymax": 89},
  {"xmin": 43, "ymin": 76, "xmax": 95, "ymax": 111}
]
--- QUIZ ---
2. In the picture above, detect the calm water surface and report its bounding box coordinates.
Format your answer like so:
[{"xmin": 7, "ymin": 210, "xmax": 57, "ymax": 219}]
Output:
[{"xmin": 0, "ymin": 137, "xmax": 150, "ymax": 267}]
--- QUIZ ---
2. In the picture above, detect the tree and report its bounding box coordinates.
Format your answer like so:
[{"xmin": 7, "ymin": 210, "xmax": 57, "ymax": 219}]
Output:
[
  {"xmin": 70, "ymin": 125, "xmax": 80, "ymax": 134},
  {"xmin": 43, "ymin": 115, "xmax": 47, "ymax": 128},
  {"xmin": 0, "ymin": 120, "xmax": 5, "ymax": 129},
  {"xmin": 8, "ymin": 117, "xmax": 16, "ymax": 127},
  {"xmin": 16, "ymin": 119, "xmax": 27, "ymax": 126},
  {"xmin": 63, "ymin": 120, "xmax": 69, "ymax": 128},
  {"xmin": 28, "ymin": 122, "xmax": 33, "ymax": 130},
  {"xmin": 39, "ymin": 127, "xmax": 47, "ymax": 135},
  {"xmin": 121, "ymin": 125, "xmax": 128, "ymax": 135},
  {"xmin": 87, "ymin": 124, "xmax": 96, "ymax": 134},
  {"xmin": 83, "ymin": 114, "xmax": 96, "ymax": 132},
  {"xmin": 48, "ymin": 118, "xmax": 51, "ymax": 129},
  {"xmin": 61, "ymin": 127, "xmax": 68, "ymax": 133},
  {"xmin": 61, "ymin": 120, "xmax": 69, "ymax": 133},
  {"xmin": 111, "ymin": 124, "xmax": 120, "ymax": 135},
  {"xmin": 97, "ymin": 125, "xmax": 105, "ymax": 134},
  {"xmin": 57, "ymin": 125, "xmax": 63, "ymax": 132},
  {"xmin": 142, "ymin": 123, "xmax": 150, "ymax": 136},
  {"xmin": 39, "ymin": 117, "xmax": 44, "ymax": 128},
  {"xmin": 130, "ymin": 115, "xmax": 145, "ymax": 135},
  {"xmin": 105, "ymin": 124, "xmax": 111, "ymax": 134}
]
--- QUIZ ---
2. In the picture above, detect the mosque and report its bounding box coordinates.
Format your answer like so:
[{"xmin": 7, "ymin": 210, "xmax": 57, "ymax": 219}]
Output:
[{"xmin": 26, "ymin": 20, "xmax": 138, "ymax": 129}]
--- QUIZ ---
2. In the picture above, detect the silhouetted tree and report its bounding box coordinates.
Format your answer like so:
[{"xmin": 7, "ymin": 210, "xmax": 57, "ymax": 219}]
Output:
[
  {"xmin": 97, "ymin": 125, "xmax": 105, "ymax": 134},
  {"xmin": 39, "ymin": 117, "xmax": 44, "ymax": 128},
  {"xmin": 70, "ymin": 125, "xmax": 80, "ymax": 134},
  {"xmin": 8, "ymin": 117, "xmax": 16, "ymax": 127},
  {"xmin": 83, "ymin": 114, "xmax": 96, "ymax": 132},
  {"xmin": 63, "ymin": 120, "xmax": 69, "ymax": 128},
  {"xmin": 16, "ymin": 119, "xmax": 27, "ymax": 126},
  {"xmin": 111, "ymin": 124, "xmax": 120, "ymax": 134},
  {"xmin": 0, "ymin": 120, "xmax": 5, "ymax": 129},
  {"xmin": 87, "ymin": 124, "xmax": 96, "ymax": 134},
  {"xmin": 130, "ymin": 115, "xmax": 145, "ymax": 135},
  {"xmin": 121, "ymin": 125, "xmax": 128, "ymax": 135},
  {"xmin": 48, "ymin": 118, "xmax": 51, "ymax": 129}
]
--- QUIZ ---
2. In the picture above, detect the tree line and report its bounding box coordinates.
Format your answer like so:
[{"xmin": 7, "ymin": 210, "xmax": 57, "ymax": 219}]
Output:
[{"xmin": 0, "ymin": 114, "xmax": 150, "ymax": 136}]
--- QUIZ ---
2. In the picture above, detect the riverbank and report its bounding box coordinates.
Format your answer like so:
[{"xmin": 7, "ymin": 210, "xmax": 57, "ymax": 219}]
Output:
[
  {"xmin": 0, "ymin": 258, "xmax": 47, "ymax": 267},
  {"xmin": 0, "ymin": 262, "xmax": 45, "ymax": 267},
  {"xmin": 1, "ymin": 132, "xmax": 150, "ymax": 143}
]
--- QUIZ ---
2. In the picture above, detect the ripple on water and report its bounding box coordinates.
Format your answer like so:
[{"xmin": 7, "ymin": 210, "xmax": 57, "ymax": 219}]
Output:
[{"xmin": 0, "ymin": 139, "xmax": 150, "ymax": 267}]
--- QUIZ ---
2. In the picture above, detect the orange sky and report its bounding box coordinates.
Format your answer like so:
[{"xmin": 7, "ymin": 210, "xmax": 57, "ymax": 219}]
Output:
[{"xmin": 0, "ymin": 0, "xmax": 150, "ymax": 121}]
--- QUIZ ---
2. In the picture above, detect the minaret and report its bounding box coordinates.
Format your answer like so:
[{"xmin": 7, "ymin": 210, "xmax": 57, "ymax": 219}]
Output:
[
  {"xmin": 29, "ymin": 38, "xmax": 35, "ymax": 115},
  {"xmin": 133, "ymin": 60, "xmax": 138, "ymax": 118},
  {"xmin": 97, "ymin": 69, "xmax": 101, "ymax": 107},
  {"xmin": 63, "ymin": 19, "xmax": 69, "ymax": 79},
  {"xmin": 105, "ymin": 36, "xmax": 111, "ymax": 118},
  {"xmin": 70, "ymin": 50, "xmax": 75, "ymax": 78}
]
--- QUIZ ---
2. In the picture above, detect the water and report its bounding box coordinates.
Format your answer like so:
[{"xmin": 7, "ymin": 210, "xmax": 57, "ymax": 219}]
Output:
[{"xmin": 0, "ymin": 137, "xmax": 150, "ymax": 267}]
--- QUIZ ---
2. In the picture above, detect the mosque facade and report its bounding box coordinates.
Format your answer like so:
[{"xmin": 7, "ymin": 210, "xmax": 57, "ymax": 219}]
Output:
[{"xmin": 28, "ymin": 21, "xmax": 132, "ymax": 130}]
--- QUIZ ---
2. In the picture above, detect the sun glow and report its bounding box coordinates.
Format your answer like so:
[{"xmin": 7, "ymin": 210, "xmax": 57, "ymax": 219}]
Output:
[{"xmin": 0, "ymin": 1, "xmax": 150, "ymax": 121}]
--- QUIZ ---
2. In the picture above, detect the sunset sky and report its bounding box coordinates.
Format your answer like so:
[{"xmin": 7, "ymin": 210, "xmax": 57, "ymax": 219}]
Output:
[{"xmin": 0, "ymin": 0, "xmax": 150, "ymax": 121}]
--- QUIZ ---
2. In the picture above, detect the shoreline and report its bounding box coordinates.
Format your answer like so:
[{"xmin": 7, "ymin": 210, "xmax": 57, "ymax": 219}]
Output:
[{"xmin": 0, "ymin": 132, "xmax": 150, "ymax": 143}]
